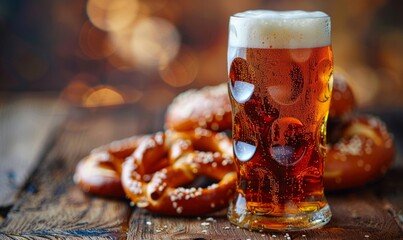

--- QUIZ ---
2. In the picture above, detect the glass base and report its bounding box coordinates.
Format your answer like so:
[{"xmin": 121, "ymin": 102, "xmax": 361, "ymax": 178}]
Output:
[{"xmin": 227, "ymin": 193, "xmax": 332, "ymax": 232}]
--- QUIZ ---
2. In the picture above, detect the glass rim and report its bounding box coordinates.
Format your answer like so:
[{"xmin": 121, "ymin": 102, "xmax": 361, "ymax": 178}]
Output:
[{"xmin": 230, "ymin": 10, "xmax": 331, "ymax": 20}]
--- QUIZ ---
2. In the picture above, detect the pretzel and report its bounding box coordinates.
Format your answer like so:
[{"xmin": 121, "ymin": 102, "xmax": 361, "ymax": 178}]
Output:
[
  {"xmin": 121, "ymin": 129, "xmax": 236, "ymax": 215},
  {"xmin": 74, "ymin": 135, "xmax": 147, "ymax": 197},
  {"xmin": 327, "ymin": 72, "xmax": 357, "ymax": 144},
  {"xmin": 165, "ymin": 84, "xmax": 232, "ymax": 132},
  {"xmin": 324, "ymin": 115, "xmax": 395, "ymax": 190},
  {"xmin": 323, "ymin": 71, "xmax": 395, "ymax": 190},
  {"xmin": 328, "ymin": 71, "xmax": 356, "ymax": 119}
]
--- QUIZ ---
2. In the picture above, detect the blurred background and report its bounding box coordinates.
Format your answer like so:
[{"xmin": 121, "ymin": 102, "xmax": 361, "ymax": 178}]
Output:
[{"xmin": 1, "ymin": 0, "xmax": 403, "ymax": 111}]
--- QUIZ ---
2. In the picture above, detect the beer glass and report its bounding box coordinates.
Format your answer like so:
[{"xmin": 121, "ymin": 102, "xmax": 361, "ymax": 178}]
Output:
[{"xmin": 227, "ymin": 10, "xmax": 333, "ymax": 231}]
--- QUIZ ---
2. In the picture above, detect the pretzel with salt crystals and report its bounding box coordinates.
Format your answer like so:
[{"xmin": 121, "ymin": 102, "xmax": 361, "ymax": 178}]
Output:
[
  {"xmin": 324, "ymin": 72, "xmax": 395, "ymax": 190},
  {"xmin": 74, "ymin": 135, "xmax": 148, "ymax": 197},
  {"xmin": 165, "ymin": 83, "xmax": 232, "ymax": 132},
  {"xmin": 324, "ymin": 115, "xmax": 395, "ymax": 190},
  {"xmin": 121, "ymin": 129, "xmax": 237, "ymax": 215},
  {"xmin": 328, "ymin": 72, "xmax": 357, "ymax": 119}
]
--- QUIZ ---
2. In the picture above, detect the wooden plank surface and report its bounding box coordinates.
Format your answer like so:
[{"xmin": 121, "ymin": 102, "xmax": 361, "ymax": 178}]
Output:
[
  {"xmin": 0, "ymin": 103, "xmax": 154, "ymax": 239},
  {"xmin": 0, "ymin": 96, "xmax": 403, "ymax": 239},
  {"xmin": 0, "ymin": 94, "xmax": 67, "ymax": 208}
]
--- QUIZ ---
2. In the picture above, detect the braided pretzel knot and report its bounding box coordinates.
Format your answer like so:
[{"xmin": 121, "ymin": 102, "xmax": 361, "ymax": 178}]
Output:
[
  {"xmin": 74, "ymin": 135, "xmax": 147, "ymax": 197},
  {"xmin": 121, "ymin": 129, "xmax": 236, "ymax": 215}
]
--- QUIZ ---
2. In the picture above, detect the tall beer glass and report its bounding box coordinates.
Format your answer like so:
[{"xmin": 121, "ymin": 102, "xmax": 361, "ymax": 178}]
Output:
[{"xmin": 227, "ymin": 10, "xmax": 333, "ymax": 231}]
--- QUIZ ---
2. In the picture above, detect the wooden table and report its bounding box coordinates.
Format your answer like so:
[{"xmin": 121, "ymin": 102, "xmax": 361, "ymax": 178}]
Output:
[{"xmin": 0, "ymin": 94, "xmax": 402, "ymax": 239}]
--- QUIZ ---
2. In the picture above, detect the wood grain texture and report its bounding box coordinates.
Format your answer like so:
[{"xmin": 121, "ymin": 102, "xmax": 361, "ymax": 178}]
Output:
[
  {"xmin": 0, "ymin": 104, "xmax": 154, "ymax": 239},
  {"xmin": 373, "ymin": 111, "xmax": 403, "ymax": 232},
  {"xmin": 126, "ymin": 189, "xmax": 403, "ymax": 239},
  {"xmin": 0, "ymin": 99, "xmax": 402, "ymax": 239},
  {"xmin": 0, "ymin": 94, "xmax": 67, "ymax": 208}
]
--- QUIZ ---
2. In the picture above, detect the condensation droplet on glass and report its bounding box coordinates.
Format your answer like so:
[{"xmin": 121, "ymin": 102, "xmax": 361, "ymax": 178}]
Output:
[{"xmin": 233, "ymin": 140, "xmax": 257, "ymax": 162}]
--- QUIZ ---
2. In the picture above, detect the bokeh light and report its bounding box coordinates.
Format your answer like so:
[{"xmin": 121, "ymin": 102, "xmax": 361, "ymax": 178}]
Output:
[
  {"xmin": 60, "ymin": 73, "xmax": 97, "ymax": 106},
  {"xmin": 87, "ymin": 0, "xmax": 139, "ymax": 32},
  {"xmin": 159, "ymin": 46, "xmax": 198, "ymax": 87},
  {"xmin": 2, "ymin": 0, "xmax": 403, "ymax": 109},
  {"xmin": 83, "ymin": 85, "xmax": 125, "ymax": 108},
  {"xmin": 348, "ymin": 66, "xmax": 380, "ymax": 107},
  {"xmin": 79, "ymin": 21, "xmax": 115, "ymax": 60},
  {"xmin": 130, "ymin": 17, "xmax": 180, "ymax": 69},
  {"xmin": 108, "ymin": 27, "xmax": 137, "ymax": 68}
]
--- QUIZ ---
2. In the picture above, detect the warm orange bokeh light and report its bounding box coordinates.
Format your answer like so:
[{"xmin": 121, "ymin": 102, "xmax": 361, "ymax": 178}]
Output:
[
  {"xmin": 60, "ymin": 73, "xmax": 98, "ymax": 106},
  {"xmin": 130, "ymin": 17, "xmax": 180, "ymax": 69},
  {"xmin": 159, "ymin": 47, "xmax": 199, "ymax": 87},
  {"xmin": 79, "ymin": 21, "xmax": 115, "ymax": 60},
  {"xmin": 87, "ymin": 0, "xmax": 139, "ymax": 32},
  {"xmin": 82, "ymin": 85, "xmax": 125, "ymax": 108}
]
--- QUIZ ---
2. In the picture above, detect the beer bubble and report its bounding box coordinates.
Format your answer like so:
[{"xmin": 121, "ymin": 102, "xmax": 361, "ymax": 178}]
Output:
[{"xmin": 233, "ymin": 140, "xmax": 257, "ymax": 162}]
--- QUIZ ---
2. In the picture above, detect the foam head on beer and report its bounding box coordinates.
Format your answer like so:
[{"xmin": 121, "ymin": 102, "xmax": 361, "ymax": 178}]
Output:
[{"xmin": 229, "ymin": 10, "xmax": 331, "ymax": 49}]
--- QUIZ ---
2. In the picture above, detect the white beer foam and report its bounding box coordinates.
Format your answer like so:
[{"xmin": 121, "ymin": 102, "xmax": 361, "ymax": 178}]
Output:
[{"xmin": 229, "ymin": 10, "xmax": 331, "ymax": 49}]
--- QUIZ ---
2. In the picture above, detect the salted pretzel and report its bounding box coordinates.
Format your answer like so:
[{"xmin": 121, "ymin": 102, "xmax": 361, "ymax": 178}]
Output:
[
  {"xmin": 323, "ymin": 72, "xmax": 395, "ymax": 190},
  {"xmin": 327, "ymin": 72, "xmax": 358, "ymax": 144},
  {"xmin": 328, "ymin": 71, "xmax": 356, "ymax": 119},
  {"xmin": 165, "ymin": 83, "xmax": 232, "ymax": 132},
  {"xmin": 121, "ymin": 129, "xmax": 237, "ymax": 215},
  {"xmin": 74, "ymin": 135, "xmax": 147, "ymax": 197},
  {"xmin": 324, "ymin": 115, "xmax": 395, "ymax": 190}
]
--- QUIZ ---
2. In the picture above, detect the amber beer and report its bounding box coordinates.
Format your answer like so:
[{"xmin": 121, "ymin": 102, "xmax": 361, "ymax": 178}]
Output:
[{"xmin": 227, "ymin": 10, "xmax": 333, "ymax": 231}]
